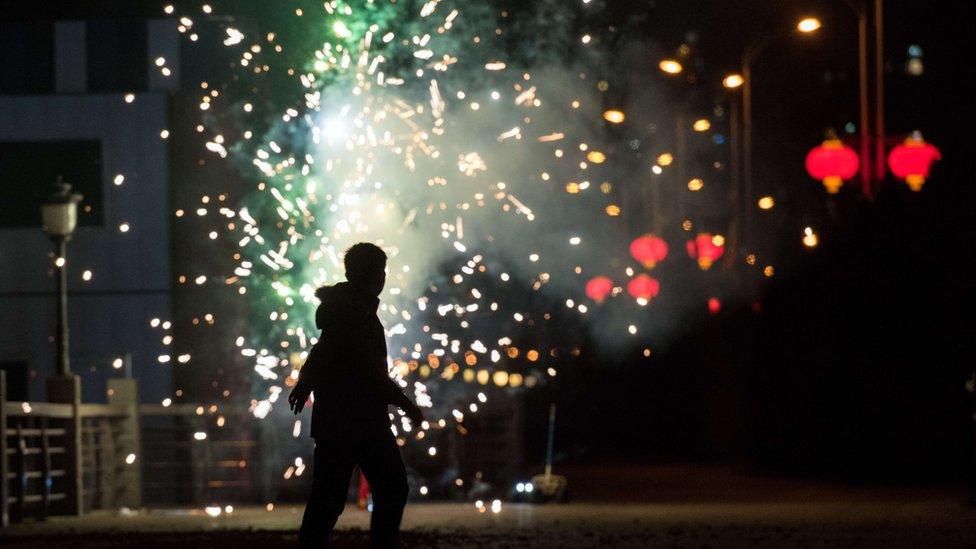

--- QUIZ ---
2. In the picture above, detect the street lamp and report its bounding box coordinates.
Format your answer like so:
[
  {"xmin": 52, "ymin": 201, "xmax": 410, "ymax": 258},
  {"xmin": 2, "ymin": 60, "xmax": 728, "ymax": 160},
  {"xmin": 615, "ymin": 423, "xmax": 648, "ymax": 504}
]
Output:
[
  {"xmin": 736, "ymin": 17, "xmax": 821, "ymax": 249},
  {"xmin": 41, "ymin": 179, "xmax": 83, "ymax": 377},
  {"xmin": 722, "ymin": 73, "xmax": 744, "ymax": 89},
  {"xmin": 797, "ymin": 17, "xmax": 822, "ymax": 33},
  {"xmin": 658, "ymin": 59, "xmax": 683, "ymax": 75}
]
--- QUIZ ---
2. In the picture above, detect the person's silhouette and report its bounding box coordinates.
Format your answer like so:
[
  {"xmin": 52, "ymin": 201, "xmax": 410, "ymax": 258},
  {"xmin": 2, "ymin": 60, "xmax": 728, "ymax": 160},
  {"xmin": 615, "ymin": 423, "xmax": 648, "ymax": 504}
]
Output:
[{"xmin": 289, "ymin": 242, "xmax": 424, "ymax": 548}]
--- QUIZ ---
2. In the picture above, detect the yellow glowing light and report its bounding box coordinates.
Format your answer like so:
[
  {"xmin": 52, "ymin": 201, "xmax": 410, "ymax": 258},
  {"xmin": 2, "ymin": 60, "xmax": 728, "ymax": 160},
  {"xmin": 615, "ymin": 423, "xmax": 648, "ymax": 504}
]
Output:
[
  {"xmin": 566, "ymin": 182, "xmax": 580, "ymax": 194},
  {"xmin": 687, "ymin": 178, "xmax": 704, "ymax": 191},
  {"xmin": 802, "ymin": 227, "xmax": 819, "ymax": 248},
  {"xmin": 711, "ymin": 234, "xmax": 725, "ymax": 247},
  {"xmin": 658, "ymin": 59, "xmax": 683, "ymax": 75},
  {"xmin": 797, "ymin": 17, "xmax": 822, "ymax": 33},
  {"xmin": 656, "ymin": 153, "xmax": 673, "ymax": 166},
  {"xmin": 603, "ymin": 109, "xmax": 625, "ymax": 124},
  {"xmin": 476, "ymin": 369, "xmax": 490, "ymax": 385},
  {"xmin": 723, "ymin": 73, "xmax": 744, "ymax": 89},
  {"xmin": 492, "ymin": 371, "xmax": 509, "ymax": 387},
  {"xmin": 692, "ymin": 119, "xmax": 711, "ymax": 132},
  {"xmin": 605, "ymin": 204, "xmax": 621, "ymax": 216},
  {"xmin": 757, "ymin": 196, "xmax": 775, "ymax": 209},
  {"xmin": 586, "ymin": 151, "xmax": 606, "ymax": 164},
  {"xmin": 763, "ymin": 265, "xmax": 775, "ymax": 277}
]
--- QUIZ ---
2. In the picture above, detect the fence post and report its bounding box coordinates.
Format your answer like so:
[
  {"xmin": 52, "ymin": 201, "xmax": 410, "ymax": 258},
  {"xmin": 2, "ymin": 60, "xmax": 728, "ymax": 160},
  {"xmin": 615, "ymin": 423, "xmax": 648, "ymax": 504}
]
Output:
[
  {"xmin": 46, "ymin": 374, "xmax": 83, "ymax": 516},
  {"xmin": 107, "ymin": 378, "xmax": 142, "ymax": 509},
  {"xmin": 1, "ymin": 370, "xmax": 8, "ymax": 528}
]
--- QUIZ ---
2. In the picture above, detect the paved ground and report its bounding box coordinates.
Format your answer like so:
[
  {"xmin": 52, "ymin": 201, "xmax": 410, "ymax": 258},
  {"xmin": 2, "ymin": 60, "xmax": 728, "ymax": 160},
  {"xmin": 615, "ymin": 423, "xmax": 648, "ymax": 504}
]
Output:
[
  {"xmin": 3, "ymin": 498, "xmax": 976, "ymax": 548},
  {"xmin": 3, "ymin": 466, "xmax": 975, "ymax": 547}
]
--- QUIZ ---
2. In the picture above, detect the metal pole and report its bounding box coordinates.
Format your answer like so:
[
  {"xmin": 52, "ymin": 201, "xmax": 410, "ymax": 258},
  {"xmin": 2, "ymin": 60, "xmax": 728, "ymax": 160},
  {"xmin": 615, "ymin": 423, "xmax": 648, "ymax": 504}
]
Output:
[
  {"xmin": 668, "ymin": 112, "xmax": 687, "ymax": 234},
  {"xmin": 724, "ymin": 94, "xmax": 742, "ymax": 269},
  {"xmin": 55, "ymin": 238, "xmax": 70, "ymax": 376},
  {"xmin": 544, "ymin": 403, "xmax": 556, "ymax": 480},
  {"xmin": 741, "ymin": 58, "xmax": 753, "ymax": 247},
  {"xmin": 873, "ymin": 0, "xmax": 886, "ymax": 184},
  {"xmin": 857, "ymin": 3, "xmax": 872, "ymax": 198},
  {"xmin": 0, "ymin": 370, "xmax": 8, "ymax": 528}
]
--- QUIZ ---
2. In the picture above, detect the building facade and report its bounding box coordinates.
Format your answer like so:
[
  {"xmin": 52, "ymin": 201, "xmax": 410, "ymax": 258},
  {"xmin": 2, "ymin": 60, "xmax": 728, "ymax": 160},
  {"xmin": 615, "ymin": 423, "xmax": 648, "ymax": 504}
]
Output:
[{"xmin": 0, "ymin": 18, "xmax": 179, "ymax": 404}]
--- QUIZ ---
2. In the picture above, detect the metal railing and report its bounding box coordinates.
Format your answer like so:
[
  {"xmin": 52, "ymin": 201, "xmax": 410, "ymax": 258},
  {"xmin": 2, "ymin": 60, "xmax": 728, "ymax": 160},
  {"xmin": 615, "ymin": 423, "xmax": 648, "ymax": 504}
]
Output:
[
  {"xmin": 1, "ymin": 371, "xmax": 262, "ymax": 527},
  {"xmin": 4, "ymin": 402, "xmax": 72, "ymax": 522},
  {"xmin": 138, "ymin": 403, "xmax": 262, "ymax": 506}
]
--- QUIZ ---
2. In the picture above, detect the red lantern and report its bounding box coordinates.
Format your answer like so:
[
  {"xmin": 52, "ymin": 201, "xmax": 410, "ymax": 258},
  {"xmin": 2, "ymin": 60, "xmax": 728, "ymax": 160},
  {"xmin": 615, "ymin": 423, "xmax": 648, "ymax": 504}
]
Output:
[
  {"xmin": 626, "ymin": 274, "xmax": 660, "ymax": 303},
  {"xmin": 629, "ymin": 234, "xmax": 668, "ymax": 269},
  {"xmin": 708, "ymin": 297, "xmax": 721, "ymax": 314},
  {"xmin": 888, "ymin": 133, "xmax": 941, "ymax": 191},
  {"xmin": 585, "ymin": 276, "xmax": 614, "ymax": 303},
  {"xmin": 805, "ymin": 138, "xmax": 859, "ymax": 194},
  {"xmin": 686, "ymin": 233, "xmax": 725, "ymax": 270}
]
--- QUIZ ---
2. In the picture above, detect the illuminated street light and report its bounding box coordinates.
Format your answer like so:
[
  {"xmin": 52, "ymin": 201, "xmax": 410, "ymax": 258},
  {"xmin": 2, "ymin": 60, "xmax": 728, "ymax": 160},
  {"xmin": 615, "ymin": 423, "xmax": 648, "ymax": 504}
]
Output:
[
  {"xmin": 723, "ymin": 73, "xmax": 744, "ymax": 89},
  {"xmin": 41, "ymin": 179, "xmax": 83, "ymax": 377},
  {"xmin": 692, "ymin": 118, "xmax": 711, "ymax": 132},
  {"xmin": 658, "ymin": 59, "xmax": 683, "ymax": 75},
  {"xmin": 602, "ymin": 109, "xmax": 625, "ymax": 124},
  {"xmin": 802, "ymin": 227, "xmax": 819, "ymax": 248},
  {"xmin": 734, "ymin": 15, "xmax": 823, "ymax": 253},
  {"xmin": 797, "ymin": 17, "xmax": 822, "ymax": 33}
]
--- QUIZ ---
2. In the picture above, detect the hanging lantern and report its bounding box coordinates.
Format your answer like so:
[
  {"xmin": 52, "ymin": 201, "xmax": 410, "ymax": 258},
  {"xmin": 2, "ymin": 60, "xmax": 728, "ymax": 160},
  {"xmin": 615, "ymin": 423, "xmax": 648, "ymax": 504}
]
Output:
[
  {"xmin": 626, "ymin": 274, "xmax": 660, "ymax": 303},
  {"xmin": 805, "ymin": 138, "xmax": 859, "ymax": 194},
  {"xmin": 708, "ymin": 297, "xmax": 721, "ymax": 315},
  {"xmin": 585, "ymin": 276, "xmax": 614, "ymax": 303},
  {"xmin": 686, "ymin": 233, "xmax": 725, "ymax": 270},
  {"xmin": 888, "ymin": 132, "xmax": 941, "ymax": 191},
  {"xmin": 629, "ymin": 234, "xmax": 668, "ymax": 268}
]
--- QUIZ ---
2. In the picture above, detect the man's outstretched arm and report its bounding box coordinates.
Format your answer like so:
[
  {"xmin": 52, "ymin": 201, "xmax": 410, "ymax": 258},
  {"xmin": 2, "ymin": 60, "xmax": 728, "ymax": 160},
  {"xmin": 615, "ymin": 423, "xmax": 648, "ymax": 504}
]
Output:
[
  {"xmin": 289, "ymin": 346, "xmax": 324, "ymax": 414},
  {"xmin": 375, "ymin": 372, "xmax": 424, "ymax": 424}
]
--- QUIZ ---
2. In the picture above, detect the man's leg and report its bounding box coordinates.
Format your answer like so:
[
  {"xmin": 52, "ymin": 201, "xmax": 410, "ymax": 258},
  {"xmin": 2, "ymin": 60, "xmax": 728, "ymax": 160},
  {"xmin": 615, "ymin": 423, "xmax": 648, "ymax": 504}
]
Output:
[
  {"xmin": 300, "ymin": 438, "xmax": 355, "ymax": 548},
  {"xmin": 357, "ymin": 431, "xmax": 408, "ymax": 548}
]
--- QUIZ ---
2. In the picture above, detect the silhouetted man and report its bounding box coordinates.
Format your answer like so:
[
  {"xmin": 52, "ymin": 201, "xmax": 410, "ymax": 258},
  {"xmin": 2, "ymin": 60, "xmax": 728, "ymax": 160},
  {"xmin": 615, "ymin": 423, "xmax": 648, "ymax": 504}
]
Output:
[{"xmin": 289, "ymin": 242, "xmax": 424, "ymax": 548}]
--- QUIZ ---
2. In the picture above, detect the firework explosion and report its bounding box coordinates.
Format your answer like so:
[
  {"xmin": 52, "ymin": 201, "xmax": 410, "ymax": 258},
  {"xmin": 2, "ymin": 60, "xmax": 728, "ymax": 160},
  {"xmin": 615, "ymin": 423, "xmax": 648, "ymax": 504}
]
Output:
[{"xmin": 164, "ymin": 0, "xmax": 736, "ymax": 491}]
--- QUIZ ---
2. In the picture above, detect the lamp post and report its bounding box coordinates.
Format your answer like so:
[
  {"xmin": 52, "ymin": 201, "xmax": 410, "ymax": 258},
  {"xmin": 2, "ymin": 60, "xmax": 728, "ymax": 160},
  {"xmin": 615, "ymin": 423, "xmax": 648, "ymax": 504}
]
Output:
[
  {"xmin": 718, "ymin": 19, "xmax": 818, "ymax": 268},
  {"xmin": 722, "ymin": 73, "xmax": 743, "ymax": 268},
  {"xmin": 739, "ymin": 18, "xmax": 821, "ymax": 243},
  {"xmin": 41, "ymin": 179, "xmax": 83, "ymax": 377}
]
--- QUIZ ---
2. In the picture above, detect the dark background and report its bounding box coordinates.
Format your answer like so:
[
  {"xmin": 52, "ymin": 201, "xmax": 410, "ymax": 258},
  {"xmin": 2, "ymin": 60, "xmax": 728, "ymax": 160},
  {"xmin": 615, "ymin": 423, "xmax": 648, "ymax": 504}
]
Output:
[{"xmin": 2, "ymin": 0, "xmax": 973, "ymax": 484}]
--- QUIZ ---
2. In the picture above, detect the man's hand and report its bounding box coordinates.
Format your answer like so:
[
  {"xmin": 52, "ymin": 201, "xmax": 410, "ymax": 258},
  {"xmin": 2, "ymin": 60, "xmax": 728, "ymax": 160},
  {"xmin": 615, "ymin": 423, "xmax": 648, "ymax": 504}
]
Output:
[
  {"xmin": 289, "ymin": 384, "xmax": 311, "ymax": 415},
  {"xmin": 404, "ymin": 402, "xmax": 424, "ymax": 425}
]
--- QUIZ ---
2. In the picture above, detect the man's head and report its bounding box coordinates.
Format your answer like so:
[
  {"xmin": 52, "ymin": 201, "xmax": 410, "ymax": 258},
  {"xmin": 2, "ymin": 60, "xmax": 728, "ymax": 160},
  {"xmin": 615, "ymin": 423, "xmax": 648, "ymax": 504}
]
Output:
[{"xmin": 344, "ymin": 242, "xmax": 387, "ymax": 297}]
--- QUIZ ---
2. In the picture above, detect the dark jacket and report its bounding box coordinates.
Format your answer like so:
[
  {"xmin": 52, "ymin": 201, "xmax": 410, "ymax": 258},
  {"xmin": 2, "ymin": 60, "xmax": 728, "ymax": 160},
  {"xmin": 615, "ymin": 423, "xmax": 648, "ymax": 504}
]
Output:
[{"xmin": 296, "ymin": 282, "xmax": 412, "ymax": 437}]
